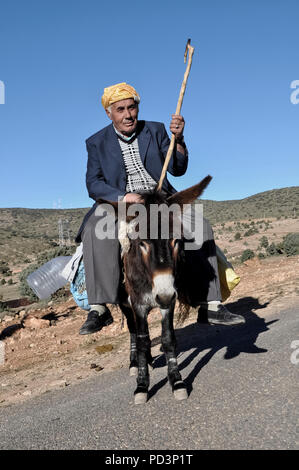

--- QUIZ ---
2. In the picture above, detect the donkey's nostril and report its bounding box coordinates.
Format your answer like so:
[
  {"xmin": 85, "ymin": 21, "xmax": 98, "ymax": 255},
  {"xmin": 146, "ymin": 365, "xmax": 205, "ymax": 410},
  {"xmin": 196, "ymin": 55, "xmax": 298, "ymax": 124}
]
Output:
[{"xmin": 156, "ymin": 293, "xmax": 176, "ymax": 308}]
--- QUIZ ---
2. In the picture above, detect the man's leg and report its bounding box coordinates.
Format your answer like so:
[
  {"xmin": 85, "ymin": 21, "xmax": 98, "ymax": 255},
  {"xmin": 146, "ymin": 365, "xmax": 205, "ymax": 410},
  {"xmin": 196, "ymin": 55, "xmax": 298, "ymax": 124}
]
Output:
[
  {"xmin": 79, "ymin": 210, "xmax": 121, "ymax": 335},
  {"xmin": 183, "ymin": 216, "xmax": 244, "ymax": 326}
]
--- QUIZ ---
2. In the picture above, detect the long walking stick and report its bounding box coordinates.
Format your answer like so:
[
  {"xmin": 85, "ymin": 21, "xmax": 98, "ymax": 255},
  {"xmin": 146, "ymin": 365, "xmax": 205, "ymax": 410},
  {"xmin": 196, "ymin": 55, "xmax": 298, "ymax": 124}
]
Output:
[{"xmin": 157, "ymin": 39, "xmax": 195, "ymax": 191}]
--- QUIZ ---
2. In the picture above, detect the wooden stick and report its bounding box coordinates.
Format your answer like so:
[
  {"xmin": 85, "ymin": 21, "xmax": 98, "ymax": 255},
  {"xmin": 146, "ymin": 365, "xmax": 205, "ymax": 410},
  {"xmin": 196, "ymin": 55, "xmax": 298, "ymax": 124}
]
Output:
[{"xmin": 157, "ymin": 40, "xmax": 195, "ymax": 191}]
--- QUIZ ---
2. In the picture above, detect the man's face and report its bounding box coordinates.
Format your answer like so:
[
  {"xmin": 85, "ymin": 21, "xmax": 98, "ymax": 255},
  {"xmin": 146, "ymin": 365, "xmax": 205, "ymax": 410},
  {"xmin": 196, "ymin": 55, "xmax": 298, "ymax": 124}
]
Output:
[{"xmin": 106, "ymin": 98, "xmax": 139, "ymax": 136}]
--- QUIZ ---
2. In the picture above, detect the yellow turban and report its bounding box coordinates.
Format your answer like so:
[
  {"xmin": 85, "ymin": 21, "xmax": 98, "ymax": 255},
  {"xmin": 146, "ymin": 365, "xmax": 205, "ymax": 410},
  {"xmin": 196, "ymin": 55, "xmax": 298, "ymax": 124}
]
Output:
[{"xmin": 101, "ymin": 82, "xmax": 140, "ymax": 110}]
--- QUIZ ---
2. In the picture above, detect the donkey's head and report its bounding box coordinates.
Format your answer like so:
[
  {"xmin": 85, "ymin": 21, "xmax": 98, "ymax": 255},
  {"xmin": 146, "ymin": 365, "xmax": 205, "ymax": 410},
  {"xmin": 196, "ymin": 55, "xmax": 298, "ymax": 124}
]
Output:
[{"xmin": 99, "ymin": 175, "xmax": 212, "ymax": 310}]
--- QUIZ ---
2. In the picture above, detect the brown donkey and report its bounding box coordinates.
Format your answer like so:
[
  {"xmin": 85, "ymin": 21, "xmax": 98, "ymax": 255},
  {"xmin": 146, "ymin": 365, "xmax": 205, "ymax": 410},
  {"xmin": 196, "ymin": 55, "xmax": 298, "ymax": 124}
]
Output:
[{"xmin": 99, "ymin": 175, "xmax": 212, "ymax": 404}]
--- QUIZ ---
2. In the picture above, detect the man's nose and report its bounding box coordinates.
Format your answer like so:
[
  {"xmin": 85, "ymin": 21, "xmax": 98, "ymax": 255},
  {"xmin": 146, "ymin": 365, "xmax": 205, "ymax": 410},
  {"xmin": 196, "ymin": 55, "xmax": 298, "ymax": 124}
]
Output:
[{"xmin": 124, "ymin": 109, "xmax": 132, "ymax": 119}]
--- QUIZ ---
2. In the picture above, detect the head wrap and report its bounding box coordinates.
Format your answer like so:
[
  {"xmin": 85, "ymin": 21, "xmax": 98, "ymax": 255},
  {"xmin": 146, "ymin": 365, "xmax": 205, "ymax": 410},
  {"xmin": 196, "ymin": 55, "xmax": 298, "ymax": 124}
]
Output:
[{"xmin": 101, "ymin": 82, "xmax": 140, "ymax": 110}]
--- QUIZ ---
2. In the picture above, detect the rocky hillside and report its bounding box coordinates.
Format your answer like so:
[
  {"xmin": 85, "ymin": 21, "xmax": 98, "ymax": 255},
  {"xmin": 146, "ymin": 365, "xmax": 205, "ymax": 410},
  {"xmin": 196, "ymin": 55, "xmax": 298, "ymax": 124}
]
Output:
[{"xmin": 0, "ymin": 186, "xmax": 298, "ymax": 266}]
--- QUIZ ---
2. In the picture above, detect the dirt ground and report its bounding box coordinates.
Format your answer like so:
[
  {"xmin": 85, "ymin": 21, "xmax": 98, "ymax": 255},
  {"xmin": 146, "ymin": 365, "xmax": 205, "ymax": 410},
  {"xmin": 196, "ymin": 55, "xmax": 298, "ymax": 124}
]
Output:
[{"xmin": 0, "ymin": 253, "xmax": 298, "ymax": 408}]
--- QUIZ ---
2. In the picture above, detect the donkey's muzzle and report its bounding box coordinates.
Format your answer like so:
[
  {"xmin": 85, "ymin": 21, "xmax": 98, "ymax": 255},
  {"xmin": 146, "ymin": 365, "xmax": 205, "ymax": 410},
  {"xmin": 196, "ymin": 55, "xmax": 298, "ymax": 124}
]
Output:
[{"xmin": 155, "ymin": 292, "xmax": 176, "ymax": 309}]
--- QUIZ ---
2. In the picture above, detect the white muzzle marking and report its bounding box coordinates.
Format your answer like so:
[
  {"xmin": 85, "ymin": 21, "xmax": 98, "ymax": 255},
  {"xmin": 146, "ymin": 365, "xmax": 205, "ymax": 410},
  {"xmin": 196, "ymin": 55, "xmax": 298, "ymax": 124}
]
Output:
[{"xmin": 152, "ymin": 273, "xmax": 176, "ymax": 304}]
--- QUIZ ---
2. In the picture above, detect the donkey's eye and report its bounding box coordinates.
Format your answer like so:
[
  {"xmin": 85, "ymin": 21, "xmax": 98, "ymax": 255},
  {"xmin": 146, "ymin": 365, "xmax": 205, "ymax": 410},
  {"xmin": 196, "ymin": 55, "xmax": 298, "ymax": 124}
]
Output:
[
  {"xmin": 170, "ymin": 238, "xmax": 181, "ymax": 255},
  {"xmin": 170, "ymin": 239, "xmax": 179, "ymax": 248},
  {"xmin": 139, "ymin": 241, "xmax": 150, "ymax": 255}
]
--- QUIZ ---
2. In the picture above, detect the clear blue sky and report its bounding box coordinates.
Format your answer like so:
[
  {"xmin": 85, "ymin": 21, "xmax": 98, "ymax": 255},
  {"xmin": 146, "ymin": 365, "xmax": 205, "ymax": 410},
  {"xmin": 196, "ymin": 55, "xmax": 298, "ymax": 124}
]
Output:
[{"xmin": 0, "ymin": 0, "xmax": 298, "ymax": 209}]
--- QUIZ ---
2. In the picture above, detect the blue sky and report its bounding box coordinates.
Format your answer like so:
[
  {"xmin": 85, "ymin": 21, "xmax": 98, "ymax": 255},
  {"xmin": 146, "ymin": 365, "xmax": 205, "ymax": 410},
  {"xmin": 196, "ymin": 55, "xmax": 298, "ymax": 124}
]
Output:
[{"xmin": 0, "ymin": 0, "xmax": 298, "ymax": 209}]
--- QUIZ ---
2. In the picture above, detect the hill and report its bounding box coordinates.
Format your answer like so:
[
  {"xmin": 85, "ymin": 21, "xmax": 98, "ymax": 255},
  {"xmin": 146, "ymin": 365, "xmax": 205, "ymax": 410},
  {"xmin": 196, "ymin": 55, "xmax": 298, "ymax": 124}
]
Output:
[
  {"xmin": 0, "ymin": 186, "xmax": 298, "ymax": 267},
  {"xmin": 201, "ymin": 186, "xmax": 299, "ymax": 224}
]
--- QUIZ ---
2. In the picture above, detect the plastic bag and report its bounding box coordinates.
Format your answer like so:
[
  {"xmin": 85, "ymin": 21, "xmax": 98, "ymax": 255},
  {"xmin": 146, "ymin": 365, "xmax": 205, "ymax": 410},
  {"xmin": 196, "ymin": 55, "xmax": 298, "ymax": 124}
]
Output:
[
  {"xmin": 216, "ymin": 245, "xmax": 240, "ymax": 302},
  {"xmin": 70, "ymin": 258, "xmax": 90, "ymax": 311}
]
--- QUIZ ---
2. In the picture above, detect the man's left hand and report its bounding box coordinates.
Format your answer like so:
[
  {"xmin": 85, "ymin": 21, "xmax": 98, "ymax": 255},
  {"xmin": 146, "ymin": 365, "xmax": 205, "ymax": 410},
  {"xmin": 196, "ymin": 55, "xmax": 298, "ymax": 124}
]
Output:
[{"xmin": 170, "ymin": 114, "xmax": 185, "ymax": 140}]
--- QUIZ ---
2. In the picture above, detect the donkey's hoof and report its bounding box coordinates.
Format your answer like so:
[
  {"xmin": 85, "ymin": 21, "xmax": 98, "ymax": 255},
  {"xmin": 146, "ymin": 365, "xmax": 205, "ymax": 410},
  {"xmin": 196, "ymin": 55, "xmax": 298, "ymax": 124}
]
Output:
[
  {"xmin": 173, "ymin": 382, "xmax": 188, "ymax": 401},
  {"xmin": 173, "ymin": 388, "xmax": 188, "ymax": 401},
  {"xmin": 134, "ymin": 392, "xmax": 148, "ymax": 405},
  {"xmin": 129, "ymin": 366, "xmax": 138, "ymax": 377}
]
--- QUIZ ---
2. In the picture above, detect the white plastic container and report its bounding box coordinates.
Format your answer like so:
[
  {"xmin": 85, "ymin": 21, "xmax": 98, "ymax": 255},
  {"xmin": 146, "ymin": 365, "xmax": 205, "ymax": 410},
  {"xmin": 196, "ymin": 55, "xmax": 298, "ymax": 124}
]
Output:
[{"xmin": 26, "ymin": 256, "xmax": 72, "ymax": 300}]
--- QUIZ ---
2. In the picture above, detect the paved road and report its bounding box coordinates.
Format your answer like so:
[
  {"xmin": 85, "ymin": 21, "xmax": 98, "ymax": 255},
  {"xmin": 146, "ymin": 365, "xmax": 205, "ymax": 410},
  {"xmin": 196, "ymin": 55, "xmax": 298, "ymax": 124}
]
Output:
[{"xmin": 0, "ymin": 304, "xmax": 298, "ymax": 450}]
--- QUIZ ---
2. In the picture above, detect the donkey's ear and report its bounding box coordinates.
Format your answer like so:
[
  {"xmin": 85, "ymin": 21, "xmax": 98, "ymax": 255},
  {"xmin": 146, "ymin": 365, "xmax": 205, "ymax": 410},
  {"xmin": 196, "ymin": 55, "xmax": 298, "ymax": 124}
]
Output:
[{"xmin": 167, "ymin": 175, "xmax": 212, "ymax": 206}]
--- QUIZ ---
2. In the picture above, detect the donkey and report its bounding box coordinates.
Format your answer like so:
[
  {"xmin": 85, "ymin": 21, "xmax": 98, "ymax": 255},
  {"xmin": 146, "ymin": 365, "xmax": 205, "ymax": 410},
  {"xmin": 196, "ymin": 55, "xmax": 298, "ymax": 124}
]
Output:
[{"xmin": 100, "ymin": 175, "xmax": 212, "ymax": 404}]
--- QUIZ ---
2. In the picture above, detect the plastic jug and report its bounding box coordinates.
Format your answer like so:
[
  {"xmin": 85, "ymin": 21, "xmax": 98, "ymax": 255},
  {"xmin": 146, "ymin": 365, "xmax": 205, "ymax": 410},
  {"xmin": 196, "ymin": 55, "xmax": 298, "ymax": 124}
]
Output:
[{"xmin": 26, "ymin": 256, "xmax": 72, "ymax": 300}]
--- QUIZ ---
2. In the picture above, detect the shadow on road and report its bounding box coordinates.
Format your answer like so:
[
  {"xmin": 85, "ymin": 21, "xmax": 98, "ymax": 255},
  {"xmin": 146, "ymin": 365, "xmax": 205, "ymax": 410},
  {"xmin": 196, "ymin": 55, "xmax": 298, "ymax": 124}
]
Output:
[{"xmin": 148, "ymin": 296, "xmax": 278, "ymax": 399}]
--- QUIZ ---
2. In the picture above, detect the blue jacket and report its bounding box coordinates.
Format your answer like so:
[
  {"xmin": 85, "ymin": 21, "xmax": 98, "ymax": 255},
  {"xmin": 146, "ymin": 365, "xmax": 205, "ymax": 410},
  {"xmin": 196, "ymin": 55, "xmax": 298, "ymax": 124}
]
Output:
[{"xmin": 76, "ymin": 120, "xmax": 188, "ymax": 242}]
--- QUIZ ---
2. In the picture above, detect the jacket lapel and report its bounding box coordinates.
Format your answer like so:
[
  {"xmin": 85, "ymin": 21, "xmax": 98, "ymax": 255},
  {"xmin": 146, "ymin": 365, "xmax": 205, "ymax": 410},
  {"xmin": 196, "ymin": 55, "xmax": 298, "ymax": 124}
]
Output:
[
  {"xmin": 137, "ymin": 123, "xmax": 151, "ymax": 164},
  {"xmin": 105, "ymin": 124, "xmax": 124, "ymax": 163}
]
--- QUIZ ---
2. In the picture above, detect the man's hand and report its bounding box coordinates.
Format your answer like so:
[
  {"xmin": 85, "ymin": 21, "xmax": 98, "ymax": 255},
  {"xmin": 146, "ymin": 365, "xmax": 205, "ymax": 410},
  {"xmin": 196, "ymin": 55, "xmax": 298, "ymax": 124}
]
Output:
[
  {"xmin": 123, "ymin": 193, "xmax": 144, "ymax": 203},
  {"xmin": 170, "ymin": 114, "xmax": 185, "ymax": 140}
]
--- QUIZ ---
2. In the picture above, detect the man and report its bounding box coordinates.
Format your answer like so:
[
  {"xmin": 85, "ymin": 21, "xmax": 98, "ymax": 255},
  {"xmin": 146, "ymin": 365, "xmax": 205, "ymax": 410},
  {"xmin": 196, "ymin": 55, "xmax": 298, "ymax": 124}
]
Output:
[{"xmin": 76, "ymin": 82, "xmax": 244, "ymax": 335}]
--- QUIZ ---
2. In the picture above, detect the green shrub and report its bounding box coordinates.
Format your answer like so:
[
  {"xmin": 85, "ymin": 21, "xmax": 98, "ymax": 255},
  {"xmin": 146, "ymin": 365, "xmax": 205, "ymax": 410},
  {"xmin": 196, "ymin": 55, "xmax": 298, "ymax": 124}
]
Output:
[
  {"xmin": 266, "ymin": 243, "xmax": 282, "ymax": 256},
  {"xmin": 244, "ymin": 227, "xmax": 258, "ymax": 237},
  {"xmin": 283, "ymin": 233, "xmax": 299, "ymax": 256},
  {"xmin": 259, "ymin": 236, "xmax": 269, "ymax": 249},
  {"xmin": 0, "ymin": 300, "xmax": 8, "ymax": 312},
  {"xmin": 234, "ymin": 232, "xmax": 241, "ymax": 240},
  {"xmin": 241, "ymin": 249, "xmax": 255, "ymax": 262},
  {"xmin": 0, "ymin": 261, "xmax": 12, "ymax": 276},
  {"xmin": 36, "ymin": 246, "xmax": 74, "ymax": 265}
]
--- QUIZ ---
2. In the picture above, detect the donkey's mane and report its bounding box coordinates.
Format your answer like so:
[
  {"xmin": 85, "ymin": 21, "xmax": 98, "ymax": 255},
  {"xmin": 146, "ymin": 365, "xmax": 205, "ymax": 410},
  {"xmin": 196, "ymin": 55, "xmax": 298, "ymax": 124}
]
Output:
[{"xmin": 137, "ymin": 188, "xmax": 170, "ymax": 207}]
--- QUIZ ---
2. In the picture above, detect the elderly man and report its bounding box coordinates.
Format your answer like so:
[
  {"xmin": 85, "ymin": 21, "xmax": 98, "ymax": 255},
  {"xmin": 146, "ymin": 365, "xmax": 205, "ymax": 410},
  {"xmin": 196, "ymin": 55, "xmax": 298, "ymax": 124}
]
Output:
[{"xmin": 76, "ymin": 82, "xmax": 244, "ymax": 334}]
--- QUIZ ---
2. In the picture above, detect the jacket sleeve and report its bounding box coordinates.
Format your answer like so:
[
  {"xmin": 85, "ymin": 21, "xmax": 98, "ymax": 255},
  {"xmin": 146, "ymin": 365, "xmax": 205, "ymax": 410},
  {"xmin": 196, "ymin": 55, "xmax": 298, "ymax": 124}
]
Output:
[
  {"xmin": 159, "ymin": 124, "xmax": 188, "ymax": 176},
  {"xmin": 85, "ymin": 141, "xmax": 125, "ymax": 201}
]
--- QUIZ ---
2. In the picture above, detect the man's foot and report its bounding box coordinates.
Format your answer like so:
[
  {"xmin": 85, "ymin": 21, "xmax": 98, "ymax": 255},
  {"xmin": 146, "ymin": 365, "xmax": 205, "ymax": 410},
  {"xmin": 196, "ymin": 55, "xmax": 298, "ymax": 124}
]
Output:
[
  {"xmin": 197, "ymin": 304, "xmax": 245, "ymax": 326},
  {"xmin": 79, "ymin": 309, "xmax": 113, "ymax": 335}
]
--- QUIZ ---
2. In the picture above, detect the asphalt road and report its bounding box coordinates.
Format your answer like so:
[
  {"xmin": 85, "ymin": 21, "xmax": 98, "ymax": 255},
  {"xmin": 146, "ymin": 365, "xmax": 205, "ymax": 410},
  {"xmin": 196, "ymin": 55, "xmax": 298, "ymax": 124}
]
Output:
[{"xmin": 0, "ymin": 304, "xmax": 298, "ymax": 450}]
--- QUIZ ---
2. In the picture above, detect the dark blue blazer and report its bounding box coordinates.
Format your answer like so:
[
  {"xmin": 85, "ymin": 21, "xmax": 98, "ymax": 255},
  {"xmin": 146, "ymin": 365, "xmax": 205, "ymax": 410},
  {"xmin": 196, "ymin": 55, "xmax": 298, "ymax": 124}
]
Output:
[{"xmin": 76, "ymin": 120, "xmax": 188, "ymax": 242}]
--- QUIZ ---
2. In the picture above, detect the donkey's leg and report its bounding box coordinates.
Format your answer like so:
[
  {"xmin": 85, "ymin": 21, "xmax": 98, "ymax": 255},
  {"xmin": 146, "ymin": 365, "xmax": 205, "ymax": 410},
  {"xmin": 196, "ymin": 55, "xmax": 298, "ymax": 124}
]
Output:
[
  {"xmin": 161, "ymin": 308, "xmax": 188, "ymax": 401},
  {"xmin": 134, "ymin": 307, "xmax": 151, "ymax": 405},
  {"xmin": 129, "ymin": 330, "xmax": 153, "ymax": 377},
  {"xmin": 119, "ymin": 304, "xmax": 138, "ymax": 376}
]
